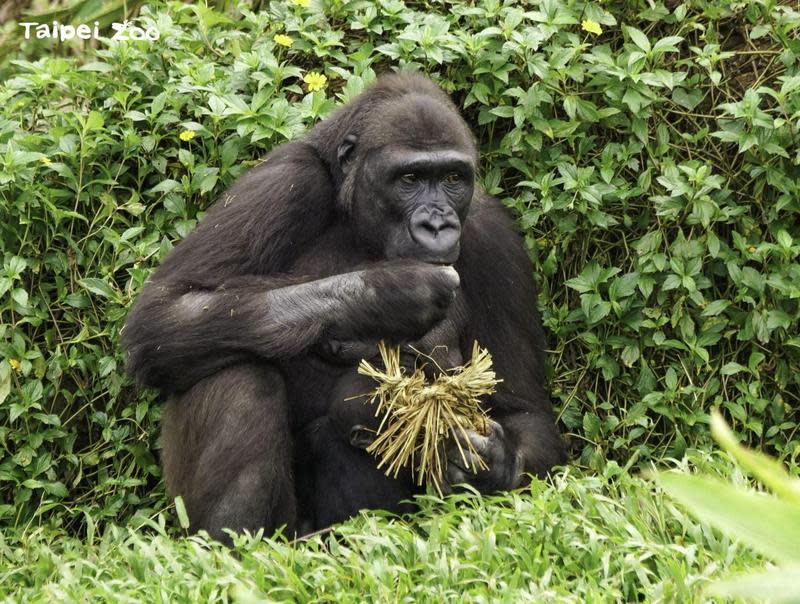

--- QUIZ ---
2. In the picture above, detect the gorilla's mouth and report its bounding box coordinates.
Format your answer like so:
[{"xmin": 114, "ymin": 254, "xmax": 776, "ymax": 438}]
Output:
[
  {"xmin": 388, "ymin": 242, "xmax": 460, "ymax": 265},
  {"xmin": 408, "ymin": 250, "xmax": 460, "ymax": 265}
]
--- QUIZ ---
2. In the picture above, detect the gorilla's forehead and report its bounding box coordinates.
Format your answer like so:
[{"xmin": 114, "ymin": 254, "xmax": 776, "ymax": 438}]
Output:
[
  {"xmin": 363, "ymin": 93, "xmax": 476, "ymax": 155},
  {"xmin": 377, "ymin": 148, "xmax": 475, "ymax": 175}
]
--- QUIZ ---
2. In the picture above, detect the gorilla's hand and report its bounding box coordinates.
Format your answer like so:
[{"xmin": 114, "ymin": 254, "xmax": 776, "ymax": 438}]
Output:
[
  {"xmin": 316, "ymin": 337, "xmax": 423, "ymax": 365},
  {"xmin": 315, "ymin": 337, "xmax": 379, "ymax": 364},
  {"xmin": 442, "ymin": 420, "xmax": 521, "ymax": 494},
  {"xmin": 335, "ymin": 262, "xmax": 459, "ymax": 341}
]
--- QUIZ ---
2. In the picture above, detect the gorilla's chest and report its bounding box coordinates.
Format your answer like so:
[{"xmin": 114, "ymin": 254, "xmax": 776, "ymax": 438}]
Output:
[
  {"xmin": 279, "ymin": 222, "xmax": 465, "ymax": 430},
  {"xmin": 288, "ymin": 222, "xmax": 367, "ymax": 277},
  {"xmin": 280, "ymin": 223, "xmax": 368, "ymax": 428}
]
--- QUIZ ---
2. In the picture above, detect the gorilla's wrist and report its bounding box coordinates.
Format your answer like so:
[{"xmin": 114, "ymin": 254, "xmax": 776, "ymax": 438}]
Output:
[{"xmin": 263, "ymin": 273, "xmax": 362, "ymax": 324}]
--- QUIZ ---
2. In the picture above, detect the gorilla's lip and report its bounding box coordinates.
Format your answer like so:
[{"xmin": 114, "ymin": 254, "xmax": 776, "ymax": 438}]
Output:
[
  {"xmin": 415, "ymin": 248, "xmax": 460, "ymax": 264},
  {"xmin": 388, "ymin": 245, "xmax": 460, "ymax": 264},
  {"xmin": 420, "ymin": 256, "xmax": 458, "ymax": 265}
]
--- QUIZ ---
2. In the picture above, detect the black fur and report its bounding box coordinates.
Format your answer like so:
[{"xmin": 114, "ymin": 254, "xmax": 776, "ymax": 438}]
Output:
[{"xmin": 121, "ymin": 72, "xmax": 566, "ymax": 542}]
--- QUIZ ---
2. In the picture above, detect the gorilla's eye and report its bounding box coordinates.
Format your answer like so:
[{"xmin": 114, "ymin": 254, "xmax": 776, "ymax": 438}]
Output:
[
  {"xmin": 443, "ymin": 172, "xmax": 462, "ymax": 185},
  {"xmin": 399, "ymin": 173, "xmax": 418, "ymax": 184}
]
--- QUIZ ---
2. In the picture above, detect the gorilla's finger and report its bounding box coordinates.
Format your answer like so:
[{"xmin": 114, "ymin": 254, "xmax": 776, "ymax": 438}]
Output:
[
  {"xmin": 438, "ymin": 265, "xmax": 460, "ymax": 289},
  {"xmin": 446, "ymin": 444, "xmax": 484, "ymax": 474},
  {"xmin": 466, "ymin": 431, "xmax": 489, "ymax": 454},
  {"xmin": 445, "ymin": 464, "xmax": 468, "ymax": 487},
  {"xmin": 487, "ymin": 419, "xmax": 504, "ymax": 435},
  {"xmin": 446, "ymin": 433, "xmax": 471, "ymax": 466}
]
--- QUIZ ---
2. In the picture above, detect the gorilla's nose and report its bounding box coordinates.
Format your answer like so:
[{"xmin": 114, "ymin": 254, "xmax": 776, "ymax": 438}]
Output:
[{"xmin": 409, "ymin": 207, "xmax": 461, "ymax": 256}]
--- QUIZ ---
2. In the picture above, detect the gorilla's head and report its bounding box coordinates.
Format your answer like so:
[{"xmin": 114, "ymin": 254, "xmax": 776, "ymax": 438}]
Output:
[{"xmin": 330, "ymin": 76, "xmax": 478, "ymax": 264}]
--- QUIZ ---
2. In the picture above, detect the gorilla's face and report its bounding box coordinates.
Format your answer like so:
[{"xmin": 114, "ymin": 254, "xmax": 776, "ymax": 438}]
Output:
[
  {"xmin": 336, "ymin": 94, "xmax": 478, "ymax": 264},
  {"xmin": 342, "ymin": 144, "xmax": 475, "ymax": 264}
]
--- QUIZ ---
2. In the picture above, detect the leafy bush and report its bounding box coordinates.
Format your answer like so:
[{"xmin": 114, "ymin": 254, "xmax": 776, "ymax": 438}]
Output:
[{"xmin": 1, "ymin": 0, "xmax": 799, "ymax": 531}]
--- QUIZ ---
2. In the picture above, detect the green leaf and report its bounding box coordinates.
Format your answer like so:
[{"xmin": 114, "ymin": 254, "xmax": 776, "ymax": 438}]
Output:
[
  {"xmin": 0, "ymin": 361, "xmax": 10, "ymax": 406},
  {"xmin": 671, "ymin": 87, "xmax": 703, "ymax": 110},
  {"xmin": 85, "ymin": 111, "xmax": 104, "ymax": 131},
  {"xmin": 701, "ymin": 300, "xmax": 730, "ymax": 316},
  {"xmin": 652, "ymin": 36, "xmax": 683, "ymax": 53},
  {"xmin": 174, "ymin": 496, "xmax": 191, "ymax": 530},
  {"xmin": 489, "ymin": 106, "xmax": 514, "ymax": 119},
  {"xmin": 710, "ymin": 566, "xmax": 800, "ymax": 602},
  {"xmin": 199, "ymin": 173, "xmax": 219, "ymax": 195},
  {"xmin": 720, "ymin": 362, "xmax": 747, "ymax": 376},
  {"xmin": 658, "ymin": 472, "xmax": 800, "ymax": 564},
  {"xmin": 43, "ymin": 481, "xmax": 68, "ymax": 498},
  {"xmin": 776, "ymin": 230, "xmax": 793, "ymax": 249},
  {"xmin": 609, "ymin": 272, "xmax": 640, "ymax": 299},
  {"xmin": 151, "ymin": 92, "xmax": 167, "ymax": 116},
  {"xmin": 583, "ymin": 413, "xmax": 601, "ymax": 439},
  {"xmin": 124, "ymin": 111, "xmax": 148, "ymax": 122},
  {"xmin": 711, "ymin": 411, "xmax": 800, "ymax": 505},
  {"xmin": 148, "ymin": 179, "xmax": 181, "ymax": 194},
  {"xmin": 581, "ymin": 293, "xmax": 611, "ymax": 323},
  {"xmin": 11, "ymin": 288, "xmax": 28, "ymax": 306},
  {"xmin": 626, "ymin": 26, "xmax": 651, "ymax": 52},
  {"xmin": 79, "ymin": 61, "xmax": 112, "ymax": 72},
  {"xmin": 79, "ymin": 278, "xmax": 117, "ymax": 299}
]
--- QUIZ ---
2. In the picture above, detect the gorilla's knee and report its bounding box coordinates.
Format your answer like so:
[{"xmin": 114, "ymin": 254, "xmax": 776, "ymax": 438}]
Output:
[{"xmin": 161, "ymin": 363, "xmax": 296, "ymax": 540}]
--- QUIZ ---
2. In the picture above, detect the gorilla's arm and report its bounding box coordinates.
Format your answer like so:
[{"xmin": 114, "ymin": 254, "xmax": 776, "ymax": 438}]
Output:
[
  {"xmin": 123, "ymin": 266, "xmax": 457, "ymax": 394},
  {"xmin": 447, "ymin": 195, "xmax": 567, "ymax": 490},
  {"xmin": 121, "ymin": 143, "xmax": 458, "ymax": 394}
]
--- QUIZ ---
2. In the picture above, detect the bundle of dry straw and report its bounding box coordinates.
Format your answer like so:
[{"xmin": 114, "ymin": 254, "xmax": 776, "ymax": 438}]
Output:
[{"xmin": 357, "ymin": 341, "xmax": 499, "ymax": 495}]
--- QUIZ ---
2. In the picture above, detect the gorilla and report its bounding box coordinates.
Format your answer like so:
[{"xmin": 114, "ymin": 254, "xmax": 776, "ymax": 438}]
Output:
[{"xmin": 121, "ymin": 72, "xmax": 566, "ymax": 542}]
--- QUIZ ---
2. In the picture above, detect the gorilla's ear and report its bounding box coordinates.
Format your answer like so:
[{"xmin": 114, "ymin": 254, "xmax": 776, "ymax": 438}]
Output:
[{"xmin": 337, "ymin": 134, "xmax": 358, "ymax": 173}]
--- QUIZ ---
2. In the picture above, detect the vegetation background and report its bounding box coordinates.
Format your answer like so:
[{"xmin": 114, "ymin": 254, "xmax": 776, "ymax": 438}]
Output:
[{"xmin": 0, "ymin": 0, "xmax": 798, "ymax": 600}]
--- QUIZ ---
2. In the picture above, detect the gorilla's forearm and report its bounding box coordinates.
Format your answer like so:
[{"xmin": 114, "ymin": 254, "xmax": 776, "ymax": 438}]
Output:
[
  {"xmin": 122, "ymin": 264, "xmax": 458, "ymax": 393},
  {"xmin": 122, "ymin": 273, "xmax": 369, "ymax": 393}
]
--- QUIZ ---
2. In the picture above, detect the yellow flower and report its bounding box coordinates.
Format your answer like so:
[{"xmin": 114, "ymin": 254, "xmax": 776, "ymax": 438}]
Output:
[
  {"xmin": 581, "ymin": 19, "xmax": 602, "ymax": 35},
  {"xmin": 40, "ymin": 156, "xmax": 51, "ymax": 165},
  {"xmin": 9, "ymin": 359, "xmax": 21, "ymax": 372},
  {"xmin": 273, "ymin": 34, "xmax": 293, "ymax": 47},
  {"xmin": 303, "ymin": 71, "xmax": 327, "ymax": 92},
  {"xmin": 179, "ymin": 130, "xmax": 196, "ymax": 141},
  {"xmin": 291, "ymin": 0, "xmax": 309, "ymax": 6}
]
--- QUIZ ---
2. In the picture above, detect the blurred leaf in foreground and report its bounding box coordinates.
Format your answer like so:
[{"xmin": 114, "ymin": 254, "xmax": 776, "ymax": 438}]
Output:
[{"xmin": 657, "ymin": 409, "xmax": 800, "ymax": 602}]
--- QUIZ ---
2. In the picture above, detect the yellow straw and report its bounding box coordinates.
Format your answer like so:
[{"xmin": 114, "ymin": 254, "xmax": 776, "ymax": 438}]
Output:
[{"xmin": 357, "ymin": 341, "xmax": 499, "ymax": 495}]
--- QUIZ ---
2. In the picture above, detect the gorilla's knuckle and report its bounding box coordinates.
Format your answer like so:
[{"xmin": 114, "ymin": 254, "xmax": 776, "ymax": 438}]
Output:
[
  {"xmin": 446, "ymin": 465, "xmax": 467, "ymax": 486},
  {"xmin": 489, "ymin": 419, "xmax": 504, "ymax": 438}
]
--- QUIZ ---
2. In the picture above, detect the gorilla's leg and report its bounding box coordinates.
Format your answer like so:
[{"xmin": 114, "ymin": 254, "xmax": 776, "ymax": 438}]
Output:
[
  {"xmin": 298, "ymin": 415, "xmax": 417, "ymax": 531},
  {"xmin": 161, "ymin": 363, "xmax": 296, "ymax": 543},
  {"xmin": 294, "ymin": 371, "xmax": 419, "ymax": 532}
]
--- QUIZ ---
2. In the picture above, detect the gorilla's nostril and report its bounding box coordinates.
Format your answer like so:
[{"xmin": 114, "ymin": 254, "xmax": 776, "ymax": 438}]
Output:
[
  {"xmin": 421, "ymin": 215, "xmax": 454, "ymax": 237},
  {"xmin": 422, "ymin": 221, "xmax": 439, "ymax": 235}
]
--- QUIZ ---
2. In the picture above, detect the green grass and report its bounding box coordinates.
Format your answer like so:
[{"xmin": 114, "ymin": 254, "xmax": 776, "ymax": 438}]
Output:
[{"xmin": 1, "ymin": 459, "xmax": 765, "ymax": 603}]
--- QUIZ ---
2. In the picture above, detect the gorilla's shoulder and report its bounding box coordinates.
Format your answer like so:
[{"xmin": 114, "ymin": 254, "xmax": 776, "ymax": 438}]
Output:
[
  {"xmin": 462, "ymin": 193, "xmax": 524, "ymax": 251},
  {"xmin": 458, "ymin": 192, "xmax": 535, "ymax": 304}
]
